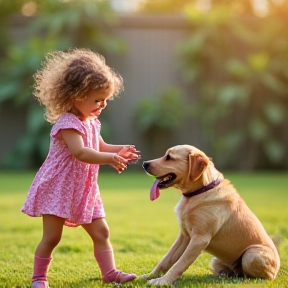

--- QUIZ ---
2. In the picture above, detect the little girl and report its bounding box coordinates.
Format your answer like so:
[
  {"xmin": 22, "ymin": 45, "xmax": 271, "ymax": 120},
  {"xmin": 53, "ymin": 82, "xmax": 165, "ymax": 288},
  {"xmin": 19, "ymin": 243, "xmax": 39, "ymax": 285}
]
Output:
[{"xmin": 22, "ymin": 48, "xmax": 140, "ymax": 288}]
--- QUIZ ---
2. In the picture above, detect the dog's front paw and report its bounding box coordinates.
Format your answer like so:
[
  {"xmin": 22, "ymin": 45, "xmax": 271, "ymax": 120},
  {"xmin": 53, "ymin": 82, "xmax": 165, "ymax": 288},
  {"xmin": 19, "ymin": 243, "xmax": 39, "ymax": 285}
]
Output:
[
  {"xmin": 141, "ymin": 273, "xmax": 154, "ymax": 280},
  {"xmin": 148, "ymin": 276, "xmax": 173, "ymax": 286}
]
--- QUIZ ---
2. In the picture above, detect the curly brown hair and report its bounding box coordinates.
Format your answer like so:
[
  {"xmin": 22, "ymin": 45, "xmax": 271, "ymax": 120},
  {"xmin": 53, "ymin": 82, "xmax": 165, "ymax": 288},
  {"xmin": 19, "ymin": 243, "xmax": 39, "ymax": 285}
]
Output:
[{"xmin": 33, "ymin": 48, "xmax": 123, "ymax": 123}]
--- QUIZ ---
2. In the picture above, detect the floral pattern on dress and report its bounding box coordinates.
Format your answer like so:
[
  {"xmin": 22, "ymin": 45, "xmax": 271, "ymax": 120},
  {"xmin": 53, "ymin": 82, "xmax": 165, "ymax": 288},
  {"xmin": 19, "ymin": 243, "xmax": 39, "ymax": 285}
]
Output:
[{"xmin": 22, "ymin": 113, "xmax": 105, "ymax": 227}]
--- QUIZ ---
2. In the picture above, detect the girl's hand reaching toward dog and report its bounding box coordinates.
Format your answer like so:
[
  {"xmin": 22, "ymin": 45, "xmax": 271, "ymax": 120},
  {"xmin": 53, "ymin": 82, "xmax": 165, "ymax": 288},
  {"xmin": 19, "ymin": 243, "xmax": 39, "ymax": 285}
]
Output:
[
  {"xmin": 118, "ymin": 145, "xmax": 141, "ymax": 164},
  {"xmin": 111, "ymin": 145, "xmax": 141, "ymax": 173},
  {"xmin": 110, "ymin": 154, "xmax": 128, "ymax": 174}
]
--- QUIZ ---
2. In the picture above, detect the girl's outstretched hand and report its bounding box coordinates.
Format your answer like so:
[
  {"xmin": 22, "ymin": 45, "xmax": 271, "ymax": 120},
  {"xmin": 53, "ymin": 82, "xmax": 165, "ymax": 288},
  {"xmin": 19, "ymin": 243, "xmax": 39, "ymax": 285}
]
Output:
[
  {"xmin": 110, "ymin": 154, "xmax": 128, "ymax": 174},
  {"xmin": 118, "ymin": 145, "xmax": 141, "ymax": 164}
]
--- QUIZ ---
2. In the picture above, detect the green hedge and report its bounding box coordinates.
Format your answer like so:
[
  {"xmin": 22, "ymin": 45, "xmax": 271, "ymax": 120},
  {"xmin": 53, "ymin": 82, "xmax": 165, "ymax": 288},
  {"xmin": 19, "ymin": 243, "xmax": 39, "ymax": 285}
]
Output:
[{"xmin": 178, "ymin": 8, "xmax": 288, "ymax": 169}]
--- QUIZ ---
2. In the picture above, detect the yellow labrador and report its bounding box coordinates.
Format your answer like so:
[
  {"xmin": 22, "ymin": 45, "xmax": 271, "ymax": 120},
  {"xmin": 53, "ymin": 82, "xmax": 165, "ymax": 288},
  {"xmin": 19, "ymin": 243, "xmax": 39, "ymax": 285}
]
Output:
[{"xmin": 142, "ymin": 145, "xmax": 280, "ymax": 285}]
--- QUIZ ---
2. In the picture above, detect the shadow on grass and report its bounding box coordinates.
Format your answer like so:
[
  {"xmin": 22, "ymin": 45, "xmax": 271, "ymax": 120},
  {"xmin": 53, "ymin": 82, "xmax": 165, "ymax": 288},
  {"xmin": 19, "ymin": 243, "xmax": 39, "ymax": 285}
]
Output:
[
  {"xmin": 176, "ymin": 274, "xmax": 265, "ymax": 286},
  {"xmin": 132, "ymin": 274, "xmax": 266, "ymax": 288}
]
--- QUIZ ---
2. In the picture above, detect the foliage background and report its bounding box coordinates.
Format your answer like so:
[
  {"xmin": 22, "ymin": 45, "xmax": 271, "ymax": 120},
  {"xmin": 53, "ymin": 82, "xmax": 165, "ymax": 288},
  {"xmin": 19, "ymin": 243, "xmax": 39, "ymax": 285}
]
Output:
[
  {"xmin": 0, "ymin": 0, "xmax": 288, "ymax": 170},
  {"xmin": 0, "ymin": 0, "xmax": 125, "ymax": 169},
  {"xmin": 177, "ymin": 8, "xmax": 288, "ymax": 170}
]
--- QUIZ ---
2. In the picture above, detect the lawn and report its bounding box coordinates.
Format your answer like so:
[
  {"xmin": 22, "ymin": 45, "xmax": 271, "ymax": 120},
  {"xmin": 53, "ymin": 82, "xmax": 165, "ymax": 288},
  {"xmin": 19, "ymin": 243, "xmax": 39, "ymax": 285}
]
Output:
[{"xmin": 0, "ymin": 170, "xmax": 287, "ymax": 288}]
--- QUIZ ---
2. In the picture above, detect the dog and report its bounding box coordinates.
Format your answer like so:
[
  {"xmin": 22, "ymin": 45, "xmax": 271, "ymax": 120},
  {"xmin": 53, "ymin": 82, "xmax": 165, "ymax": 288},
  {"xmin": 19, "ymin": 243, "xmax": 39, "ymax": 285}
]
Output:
[{"xmin": 142, "ymin": 145, "xmax": 280, "ymax": 286}]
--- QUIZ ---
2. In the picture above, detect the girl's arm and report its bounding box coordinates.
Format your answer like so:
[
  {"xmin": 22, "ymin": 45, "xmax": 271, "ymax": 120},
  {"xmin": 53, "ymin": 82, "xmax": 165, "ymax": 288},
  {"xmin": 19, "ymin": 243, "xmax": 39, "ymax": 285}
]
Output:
[
  {"xmin": 99, "ymin": 136, "xmax": 124, "ymax": 153},
  {"xmin": 99, "ymin": 136, "xmax": 140, "ymax": 161},
  {"xmin": 61, "ymin": 129, "xmax": 127, "ymax": 171}
]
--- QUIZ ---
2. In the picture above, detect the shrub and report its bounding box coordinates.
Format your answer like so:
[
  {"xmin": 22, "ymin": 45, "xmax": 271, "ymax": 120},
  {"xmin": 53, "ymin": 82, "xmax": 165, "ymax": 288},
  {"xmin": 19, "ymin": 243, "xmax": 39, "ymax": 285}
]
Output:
[
  {"xmin": 178, "ymin": 7, "xmax": 288, "ymax": 169},
  {"xmin": 0, "ymin": 0, "xmax": 125, "ymax": 169}
]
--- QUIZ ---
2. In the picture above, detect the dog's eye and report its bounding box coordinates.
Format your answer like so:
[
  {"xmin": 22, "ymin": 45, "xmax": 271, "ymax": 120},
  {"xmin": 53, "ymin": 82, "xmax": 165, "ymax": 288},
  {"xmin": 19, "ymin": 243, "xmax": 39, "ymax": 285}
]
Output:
[{"xmin": 166, "ymin": 154, "xmax": 171, "ymax": 160}]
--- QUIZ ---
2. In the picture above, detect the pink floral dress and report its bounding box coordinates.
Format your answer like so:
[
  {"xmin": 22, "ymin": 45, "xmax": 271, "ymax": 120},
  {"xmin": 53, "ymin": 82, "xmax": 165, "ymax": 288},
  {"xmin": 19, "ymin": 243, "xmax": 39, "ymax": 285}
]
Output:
[{"xmin": 22, "ymin": 113, "xmax": 105, "ymax": 227}]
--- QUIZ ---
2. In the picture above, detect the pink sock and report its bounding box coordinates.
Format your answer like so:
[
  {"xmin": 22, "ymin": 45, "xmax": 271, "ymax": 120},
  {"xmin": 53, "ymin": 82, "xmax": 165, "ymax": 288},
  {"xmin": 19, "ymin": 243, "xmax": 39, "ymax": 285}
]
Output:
[
  {"xmin": 94, "ymin": 249, "xmax": 116, "ymax": 276},
  {"xmin": 32, "ymin": 255, "xmax": 52, "ymax": 282},
  {"xmin": 94, "ymin": 249, "xmax": 136, "ymax": 283}
]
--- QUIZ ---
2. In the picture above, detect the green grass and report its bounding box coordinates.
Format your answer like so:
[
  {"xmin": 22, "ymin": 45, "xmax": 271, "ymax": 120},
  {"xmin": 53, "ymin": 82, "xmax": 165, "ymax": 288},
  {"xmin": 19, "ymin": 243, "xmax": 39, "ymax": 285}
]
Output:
[{"xmin": 0, "ymin": 171, "xmax": 288, "ymax": 288}]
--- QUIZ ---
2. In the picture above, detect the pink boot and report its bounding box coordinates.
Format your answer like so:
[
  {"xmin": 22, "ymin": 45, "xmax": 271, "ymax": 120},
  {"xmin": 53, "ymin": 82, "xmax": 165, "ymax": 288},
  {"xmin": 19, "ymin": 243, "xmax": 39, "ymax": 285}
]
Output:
[{"xmin": 103, "ymin": 268, "xmax": 137, "ymax": 284}]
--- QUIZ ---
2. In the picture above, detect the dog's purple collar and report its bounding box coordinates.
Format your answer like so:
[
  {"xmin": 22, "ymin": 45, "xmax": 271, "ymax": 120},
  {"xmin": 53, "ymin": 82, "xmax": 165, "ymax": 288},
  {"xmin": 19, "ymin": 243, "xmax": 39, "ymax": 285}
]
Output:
[{"xmin": 182, "ymin": 177, "xmax": 222, "ymax": 198}]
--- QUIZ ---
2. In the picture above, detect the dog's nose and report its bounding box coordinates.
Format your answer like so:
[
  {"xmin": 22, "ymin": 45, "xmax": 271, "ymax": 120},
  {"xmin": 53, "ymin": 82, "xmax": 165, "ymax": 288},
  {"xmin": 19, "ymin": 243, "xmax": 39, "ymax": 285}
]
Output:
[{"xmin": 142, "ymin": 161, "xmax": 150, "ymax": 170}]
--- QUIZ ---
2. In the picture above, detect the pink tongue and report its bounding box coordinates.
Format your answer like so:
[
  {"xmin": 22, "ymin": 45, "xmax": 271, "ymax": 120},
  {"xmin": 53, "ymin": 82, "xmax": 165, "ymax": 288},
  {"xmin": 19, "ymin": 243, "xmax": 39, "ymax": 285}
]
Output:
[{"xmin": 150, "ymin": 179, "xmax": 161, "ymax": 201}]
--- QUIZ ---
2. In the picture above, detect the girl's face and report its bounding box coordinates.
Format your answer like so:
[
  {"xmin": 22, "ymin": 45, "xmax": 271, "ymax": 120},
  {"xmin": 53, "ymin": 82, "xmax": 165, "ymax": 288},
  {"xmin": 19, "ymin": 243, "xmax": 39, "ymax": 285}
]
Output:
[{"xmin": 73, "ymin": 86, "xmax": 113, "ymax": 120}]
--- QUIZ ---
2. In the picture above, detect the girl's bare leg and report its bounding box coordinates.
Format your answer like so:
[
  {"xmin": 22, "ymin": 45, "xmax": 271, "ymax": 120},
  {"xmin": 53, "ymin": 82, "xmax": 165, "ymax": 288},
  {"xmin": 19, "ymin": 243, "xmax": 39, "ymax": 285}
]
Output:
[{"xmin": 35, "ymin": 215, "xmax": 65, "ymax": 257}]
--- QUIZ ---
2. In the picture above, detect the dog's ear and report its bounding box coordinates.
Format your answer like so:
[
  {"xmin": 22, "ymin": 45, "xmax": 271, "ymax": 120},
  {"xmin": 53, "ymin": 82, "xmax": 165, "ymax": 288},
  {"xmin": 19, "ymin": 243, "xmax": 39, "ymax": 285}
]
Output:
[{"xmin": 188, "ymin": 153, "xmax": 209, "ymax": 181}]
